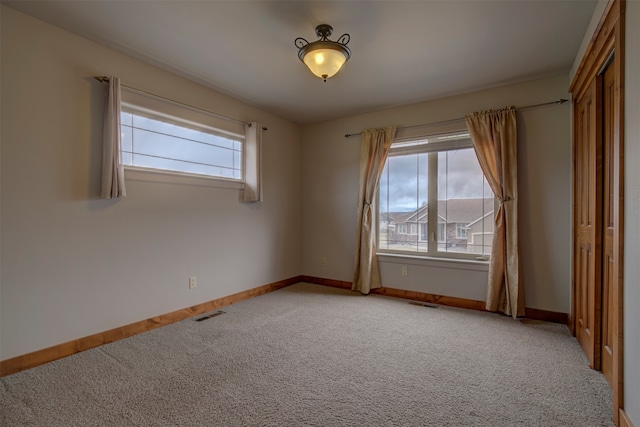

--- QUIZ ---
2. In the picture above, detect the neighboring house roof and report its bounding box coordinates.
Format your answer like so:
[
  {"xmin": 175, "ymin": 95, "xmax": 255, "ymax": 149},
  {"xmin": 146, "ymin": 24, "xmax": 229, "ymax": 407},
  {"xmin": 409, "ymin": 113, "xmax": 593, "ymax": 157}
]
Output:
[
  {"xmin": 396, "ymin": 205, "xmax": 428, "ymax": 224},
  {"xmin": 390, "ymin": 198, "xmax": 494, "ymax": 226},
  {"xmin": 380, "ymin": 212, "xmax": 411, "ymax": 223},
  {"xmin": 438, "ymin": 198, "xmax": 495, "ymax": 224}
]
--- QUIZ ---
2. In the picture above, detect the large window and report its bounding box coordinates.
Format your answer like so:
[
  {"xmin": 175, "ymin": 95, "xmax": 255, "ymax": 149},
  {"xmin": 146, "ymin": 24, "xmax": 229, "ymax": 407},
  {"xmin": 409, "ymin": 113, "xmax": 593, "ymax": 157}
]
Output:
[{"xmin": 378, "ymin": 131, "xmax": 495, "ymax": 260}]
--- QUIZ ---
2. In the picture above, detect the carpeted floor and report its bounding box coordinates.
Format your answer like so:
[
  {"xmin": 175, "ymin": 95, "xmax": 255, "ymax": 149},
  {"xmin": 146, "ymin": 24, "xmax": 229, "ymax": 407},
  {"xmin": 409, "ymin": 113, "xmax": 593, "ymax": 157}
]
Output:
[{"xmin": 0, "ymin": 283, "xmax": 614, "ymax": 426}]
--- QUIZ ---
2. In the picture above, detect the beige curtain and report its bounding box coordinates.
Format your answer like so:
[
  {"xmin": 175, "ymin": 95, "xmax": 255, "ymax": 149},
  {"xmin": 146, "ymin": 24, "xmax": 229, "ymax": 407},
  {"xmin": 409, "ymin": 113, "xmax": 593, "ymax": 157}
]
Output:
[
  {"xmin": 352, "ymin": 126, "xmax": 397, "ymax": 294},
  {"xmin": 465, "ymin": 107, "xmax": 524, "ymax": 318},
  {"xmin": 101, "ymin": 76, "xmax": 126, "ymax": 199},
  {"xmin": 243, "ymin": 122, "xmax": 263, "ymax": 203}
]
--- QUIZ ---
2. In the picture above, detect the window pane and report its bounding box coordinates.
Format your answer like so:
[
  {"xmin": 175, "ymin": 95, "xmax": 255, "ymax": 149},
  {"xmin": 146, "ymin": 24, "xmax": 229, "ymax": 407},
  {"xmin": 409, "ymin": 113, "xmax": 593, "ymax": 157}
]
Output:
[
  {"xmin": 132, "ymin": 128, "xmax": 234, "ymax": 168},
  {"xmin": 378, "ymin": 162, "xmax": 390, "ymax": 250},
  {"xmin": 378, "ymin": 153, "xmax": 428, "ymax": 253},
  {"xmin": 121, "ymin": 110, "xmax": 242, "ymax": 179},
  {"xmin": 120, "ymin": 112, "xmax": 133, "ymax": 165},
  {"xmin": 133, "ymin": 115, "xmax": 235, "ymax": 150},
  {"xmin": 470, "ymin": 183, "xmax": 495, "ymax": 257},
  {"xmin": 437, "ymin": 148, "xmax": 493, "ymax": 256}
]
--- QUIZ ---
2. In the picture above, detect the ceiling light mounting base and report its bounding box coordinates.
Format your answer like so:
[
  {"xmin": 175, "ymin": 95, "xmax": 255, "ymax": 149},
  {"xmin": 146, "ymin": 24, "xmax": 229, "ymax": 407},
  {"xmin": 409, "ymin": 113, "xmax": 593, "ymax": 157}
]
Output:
[{"xmin": 315, "ymin": 24, "xmax": 333, "ymax": 40}]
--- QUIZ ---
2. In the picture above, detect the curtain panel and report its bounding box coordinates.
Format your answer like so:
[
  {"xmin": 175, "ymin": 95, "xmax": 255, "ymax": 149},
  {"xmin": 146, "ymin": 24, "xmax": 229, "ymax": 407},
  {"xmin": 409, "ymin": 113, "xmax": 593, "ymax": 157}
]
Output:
[
  {"xmin": 352, "ymin": 126, "xmax": 397, "ymax": 294},
  {"xmin": 243, "ymin": 122, "xmax": 263, "ymax": 203},
  {"xmin": 101, "ymin": 76, "xmax": 126, "ymax": 199},
  {"xmin": 465, "ymin": 107, "xmax": 524, "ymax": 318}
]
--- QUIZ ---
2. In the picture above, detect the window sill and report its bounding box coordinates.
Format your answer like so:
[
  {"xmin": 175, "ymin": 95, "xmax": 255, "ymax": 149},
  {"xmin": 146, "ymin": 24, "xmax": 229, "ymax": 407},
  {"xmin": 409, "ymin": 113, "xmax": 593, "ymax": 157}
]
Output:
[
  {"xmin": 124, "ymin": 167, "xmax": 244, "ymax": 190},
  {"xmin": 377, "ymin": 252, "xmax": 490, "ymax": 272}
]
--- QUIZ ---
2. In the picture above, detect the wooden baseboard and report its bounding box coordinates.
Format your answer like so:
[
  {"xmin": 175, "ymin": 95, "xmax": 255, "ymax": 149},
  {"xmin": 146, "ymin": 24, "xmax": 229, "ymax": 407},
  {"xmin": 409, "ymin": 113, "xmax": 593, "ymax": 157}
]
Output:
[
  {"xmin": 524, "ymin": 307, "xmax": 570, "ymax": 326},
  {"xmin": 620, "ymin": 409, "xmax": 635, "ymax": 427},
  {"xmin": 301, "ymin": 275, "xmax": 485, "ymax": 310},
  {"xmin": 372, "ymin": 286, "xmax": 486, "ymax": 311},
  {"xmin": 300, "ymin": 275, "xmax": 351, "ymax": 290},
  {"xmin": 301, "ymin": 275, "xmax": 568, "ymax": 324},
  {"xmin": 0, "ymin": 276, "xmax": 303, "ymax": 377}
]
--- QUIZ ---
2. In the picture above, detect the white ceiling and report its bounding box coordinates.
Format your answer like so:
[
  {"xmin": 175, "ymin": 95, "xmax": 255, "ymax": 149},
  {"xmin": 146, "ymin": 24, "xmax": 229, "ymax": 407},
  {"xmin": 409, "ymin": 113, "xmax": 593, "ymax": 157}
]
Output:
[{"xmin": 4, "ymin": 0, "xmax": 597, "ymax": 125}]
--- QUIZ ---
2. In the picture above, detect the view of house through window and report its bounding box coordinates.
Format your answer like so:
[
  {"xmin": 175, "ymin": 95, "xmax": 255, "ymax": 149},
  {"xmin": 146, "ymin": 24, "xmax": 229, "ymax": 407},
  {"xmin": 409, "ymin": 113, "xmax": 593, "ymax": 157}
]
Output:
[
  {"xmin": 121, "ymin": 108, "xmax": 244, "ymax": 180},
  {"xmin": 378, "ymin": 131, "xmax": 495, "ymax": 260}
]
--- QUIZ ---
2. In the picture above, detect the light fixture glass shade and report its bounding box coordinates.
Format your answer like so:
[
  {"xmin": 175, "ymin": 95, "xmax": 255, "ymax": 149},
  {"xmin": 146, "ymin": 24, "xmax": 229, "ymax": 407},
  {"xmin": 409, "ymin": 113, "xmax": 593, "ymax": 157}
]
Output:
[
  {"xmin": 295, "ymin": 24, "xmax": 351, "ymax": 82},
  {"xmin": 302, "ymin": 48, "xmax": 348, "ymax": 80}
]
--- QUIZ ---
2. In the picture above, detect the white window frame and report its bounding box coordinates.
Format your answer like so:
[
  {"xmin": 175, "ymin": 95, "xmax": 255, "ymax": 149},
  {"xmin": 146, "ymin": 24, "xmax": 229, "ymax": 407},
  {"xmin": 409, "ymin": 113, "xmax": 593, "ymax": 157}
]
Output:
[
  {"xmin": 377, "ymin": 130, "xmax": 495, "ymax": 262},
  {"xmin": 120, "ymin": 87, "xmax": 246, "ymax": 185}
]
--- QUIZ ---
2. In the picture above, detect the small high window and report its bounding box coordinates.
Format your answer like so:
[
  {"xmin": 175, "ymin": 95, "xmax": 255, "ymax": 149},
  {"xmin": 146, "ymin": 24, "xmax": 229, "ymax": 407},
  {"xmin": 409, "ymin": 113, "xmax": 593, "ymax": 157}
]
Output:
[
  {"xmin": 121, "ymin": 109, "xmax": 243, "ymax": 180},
  {"xmin": 120, "ymin": 87, "xmax": 246, "ymax": 182}
]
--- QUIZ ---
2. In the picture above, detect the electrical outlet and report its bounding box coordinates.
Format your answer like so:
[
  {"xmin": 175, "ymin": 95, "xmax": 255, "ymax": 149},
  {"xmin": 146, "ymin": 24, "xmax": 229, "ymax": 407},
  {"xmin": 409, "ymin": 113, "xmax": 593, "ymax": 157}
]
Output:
[
  {"xmin": 321, "ymin": 257, "xmax": 327, "ymax": 265},
  {"xmin": 189, "ymin": 276, "xmax": 197, "ymax": 289},
  {"xmin": 401, "ymin": 266, "xmax": 408, "ymax": 276}
]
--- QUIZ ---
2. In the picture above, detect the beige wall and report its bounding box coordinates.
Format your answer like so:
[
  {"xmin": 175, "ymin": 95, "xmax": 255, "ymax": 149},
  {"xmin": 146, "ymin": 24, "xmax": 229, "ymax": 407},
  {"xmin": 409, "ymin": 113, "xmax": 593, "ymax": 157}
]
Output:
[
  {"xmin": 0, "ymin": 6, "xmax": 303, "ymax": 360},
  {"xmin": 302, "ymin": 75, "xmax": 571, "ymax": 312}
]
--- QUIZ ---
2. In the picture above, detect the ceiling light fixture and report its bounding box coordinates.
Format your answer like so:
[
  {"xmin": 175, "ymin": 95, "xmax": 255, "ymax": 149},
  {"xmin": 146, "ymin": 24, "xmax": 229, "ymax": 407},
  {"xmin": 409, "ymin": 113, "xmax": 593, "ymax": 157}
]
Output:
[{"xmin": 295, "ymin": 24, "xmax": 351, "ymax": 82}]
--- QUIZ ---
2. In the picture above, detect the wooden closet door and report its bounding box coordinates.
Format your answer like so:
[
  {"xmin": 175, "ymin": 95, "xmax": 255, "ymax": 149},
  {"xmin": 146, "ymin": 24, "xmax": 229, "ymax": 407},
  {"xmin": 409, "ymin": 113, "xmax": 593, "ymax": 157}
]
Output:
[
  {"xmin": 570, "ymin": 2, "xmax": 624, "ymax": 421},
  {"xmin": 573, "ymin": 78, "xmax": 602, "ymax": 369}
]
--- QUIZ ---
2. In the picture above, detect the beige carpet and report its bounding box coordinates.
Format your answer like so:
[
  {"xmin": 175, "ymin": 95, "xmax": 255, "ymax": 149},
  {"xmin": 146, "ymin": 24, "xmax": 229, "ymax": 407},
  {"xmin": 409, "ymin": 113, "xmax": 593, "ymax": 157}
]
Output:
[{"xmin": 0, "ymin": 283, "xmax": 614, "ymax": 426}]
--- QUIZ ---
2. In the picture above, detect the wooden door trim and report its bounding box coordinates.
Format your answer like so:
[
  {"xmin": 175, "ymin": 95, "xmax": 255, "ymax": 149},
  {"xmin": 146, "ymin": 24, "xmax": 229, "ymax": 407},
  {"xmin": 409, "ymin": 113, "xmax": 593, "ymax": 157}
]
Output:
[
  {"xmin": 570, "ymin": 0, "xmax": 621, "ymax": 97},
  {"xmin": 620, "ymin": 409, "xmax": 635, "ymax": 427},
  {"xmin": 570, "ymin": 0, "xmax": 625, "ymax": 424}
]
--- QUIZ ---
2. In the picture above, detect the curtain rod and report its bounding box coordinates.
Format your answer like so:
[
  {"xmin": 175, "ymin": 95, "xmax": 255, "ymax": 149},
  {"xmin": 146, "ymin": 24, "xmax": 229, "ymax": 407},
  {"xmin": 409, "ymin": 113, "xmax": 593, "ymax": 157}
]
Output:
[
  {"xmin": 343, "ymin": 98, "xmax": 568, "ymax": 138},
  {"xmin": 94, "ymin": 76, "xmax": 267, "ymax": 131}
]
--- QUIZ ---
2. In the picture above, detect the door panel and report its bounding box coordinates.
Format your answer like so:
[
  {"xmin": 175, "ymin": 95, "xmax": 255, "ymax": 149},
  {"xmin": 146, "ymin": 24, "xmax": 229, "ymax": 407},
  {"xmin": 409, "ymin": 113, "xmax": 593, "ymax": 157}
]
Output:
[{"xmin": 573, "ymin": 79, "xmax": 602, "ymax": 369}]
